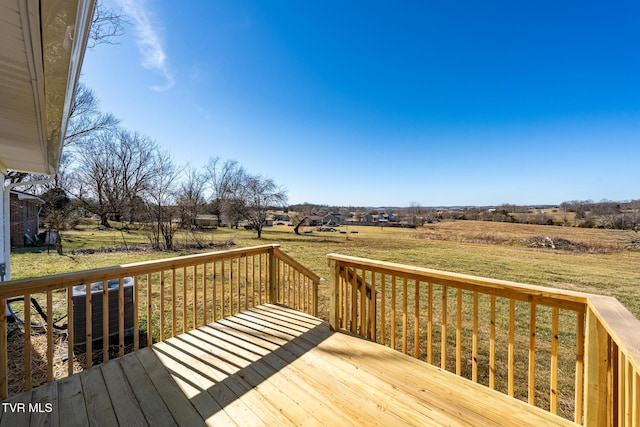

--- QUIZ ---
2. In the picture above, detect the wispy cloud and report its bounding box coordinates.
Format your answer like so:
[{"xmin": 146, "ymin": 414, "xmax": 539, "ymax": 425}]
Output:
[{"xmin": 118, "ymin": 0, "xmax": 174, "ymax": 92}]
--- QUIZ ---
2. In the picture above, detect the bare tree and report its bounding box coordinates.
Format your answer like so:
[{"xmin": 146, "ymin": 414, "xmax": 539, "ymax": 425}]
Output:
[
  {"xmin": 177, "ymin": 166, "xmax": 207, "ymax": 230},
  {"xmin": 73, "ymin": 129, "xmax": 159, "ymax": 227},
  {"xmin": 144, "ymin": 151, "xmax": 181, "ymax": 250},
  {"xmin": 221, "ymin": 197, "xmax": 247, "ymax": 230},
  {"xmin": 407, "ymin": 201, "xmax": 426, "ymax": 227},
  {"xmin": 87, "ymin": 0, "xmax": 128, "ymax": 49},
  {"xmin": 290, "ymin": 203, "xmax": 316, "ymax": 235},
  {"xmin": 65, "ymin": 84, "xmax": 119, "ymax": 148},
  {"xmin": 40, "ymin": 188, "xmax": 72, "ymax": 255},
  {"xmin": 205, "ymin": 157, "xmax": 246, "ymax": 225},
  {"xmin": 241, "ymin": 174, "xmax": 287, "ymax": 238}
]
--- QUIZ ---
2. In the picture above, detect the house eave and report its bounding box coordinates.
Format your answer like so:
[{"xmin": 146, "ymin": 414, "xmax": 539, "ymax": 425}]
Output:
[{"xmin": 0, "ymin": 0, "xmax": 95, "ymax": 176}]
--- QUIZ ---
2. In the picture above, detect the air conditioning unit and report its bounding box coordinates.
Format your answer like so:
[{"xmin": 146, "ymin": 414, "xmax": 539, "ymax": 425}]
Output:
[{"xmin": 72, "ymin": 277, "xmax": 134, "ymax": 346}]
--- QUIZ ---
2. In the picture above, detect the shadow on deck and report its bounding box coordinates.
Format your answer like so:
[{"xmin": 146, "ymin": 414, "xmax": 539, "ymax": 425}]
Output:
[{"xmin": 0, "ymin": 304, "xmax": 576, "ymax": 426}]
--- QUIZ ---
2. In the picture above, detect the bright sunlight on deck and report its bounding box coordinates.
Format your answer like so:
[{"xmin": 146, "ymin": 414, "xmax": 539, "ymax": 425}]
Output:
[{"xmin": 0, "ymin": 304, "xmax": 575, "ymax": 426}]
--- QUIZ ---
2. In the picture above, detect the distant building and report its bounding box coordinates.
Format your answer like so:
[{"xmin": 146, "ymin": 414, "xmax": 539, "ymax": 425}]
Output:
[
  {"xmin": 306, "ymin": 215, "xmax": 324, "ymax": 226},
  {"xmin": 323, "ymin": 213, "xmax": 345, "ymax": 226},
  {"xmin": 10, "ymin": 190, "xmax": 44, "ymax": 247},
  {"xmin": 195, "ymin": 214, "xmax": 219, "ymax": 228}
]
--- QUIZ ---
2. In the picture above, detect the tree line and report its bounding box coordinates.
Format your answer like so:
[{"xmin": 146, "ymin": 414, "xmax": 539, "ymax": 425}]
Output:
[
  {"xmin": 433, "ymin": 200, "xmax": 640, "ymax": 230},
  {"xmin": 20, "ymin": 83, "xmax": 286, "ymax": 253}
]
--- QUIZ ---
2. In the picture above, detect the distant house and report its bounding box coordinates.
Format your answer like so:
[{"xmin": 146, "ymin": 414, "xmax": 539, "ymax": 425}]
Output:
[
  {"xmin": 360, "ymin": 213, "xmax": 374, "ymax": 223},
  {"xmin": 273, "ymin": 214, "xmax": 290, "ymax": 222},
  {"xmin": 323, "ymin": 213, "xmax": 345, "ymax": 226},
  {"xmin": 195, "ymin": 214, "xmax": 219, "ymax": 228},
  {"xmin": 10, "ymin": 190, "xmax": 44, "ymax": 247},
  {"xmin": 306, "ymin": 215, "xmax": 324, "ymax": 226}
]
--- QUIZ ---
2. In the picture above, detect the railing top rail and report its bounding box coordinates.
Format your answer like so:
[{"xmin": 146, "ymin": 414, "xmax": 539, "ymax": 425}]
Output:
[
  {"xmin": 327, "ymin": 253, "xmax": 591, "ymax": 308},
  {"xmin": 0, "ymin": 245, "xmax": 280, "ymax": 298}
]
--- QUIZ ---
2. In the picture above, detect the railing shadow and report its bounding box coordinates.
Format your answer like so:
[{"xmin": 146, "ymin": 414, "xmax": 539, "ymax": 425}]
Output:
[{"xmin": 145, "ymin": 304, "xmax": 332, "ymax": 421}]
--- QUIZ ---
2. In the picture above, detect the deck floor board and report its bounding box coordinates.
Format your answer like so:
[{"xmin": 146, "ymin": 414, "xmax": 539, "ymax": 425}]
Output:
[{"xmin": 2, "ymin": 304, "xmax": 577, "ymax": 426}]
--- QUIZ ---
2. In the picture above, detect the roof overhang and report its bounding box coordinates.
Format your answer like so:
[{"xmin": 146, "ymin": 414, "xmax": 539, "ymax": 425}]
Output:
[
  {"xmin": 10, "ymin": 190, "xmax": 44, "ymax": 204},
  {"xmin": 0, "ymin": 0, "xmax": 95, "ymax": 176}
]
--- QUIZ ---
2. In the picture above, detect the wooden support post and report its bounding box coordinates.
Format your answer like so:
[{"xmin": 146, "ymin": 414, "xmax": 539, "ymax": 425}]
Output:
[
  {"xmin": 329, "ymin": 260, "xmax": 341, "ymax": 331},
  {"xmin": 584, "ymin": 306, "xmax": 610, "ymax": 427},
  {"xmin": 0, "ymin": 296, "xmax": 7, "ymax": 399},
  {"xmin": 268, "ymin": 247, "xmax": 277, "ymax": 304}
]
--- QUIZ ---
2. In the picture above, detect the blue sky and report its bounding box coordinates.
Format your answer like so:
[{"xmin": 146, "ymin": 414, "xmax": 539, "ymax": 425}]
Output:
[{"xmin": 80, "ymin": 1, "xmax": 640, "ymax": 207}]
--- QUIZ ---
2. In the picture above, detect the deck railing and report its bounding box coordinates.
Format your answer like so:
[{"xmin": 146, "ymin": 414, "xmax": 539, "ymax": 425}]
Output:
[
  {"xmin": 0, "ymin": 244, "xmax": 320, "ymax": 399},
  {"xmin": 327, "ymin": 253, "xmax": 640, "ymax": 427}
]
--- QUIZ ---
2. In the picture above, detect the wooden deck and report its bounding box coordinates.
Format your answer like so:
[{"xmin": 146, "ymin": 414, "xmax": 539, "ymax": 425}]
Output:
[{"xmin": 0, "ymin": 304, "xmax": 577, "ymax": 426}]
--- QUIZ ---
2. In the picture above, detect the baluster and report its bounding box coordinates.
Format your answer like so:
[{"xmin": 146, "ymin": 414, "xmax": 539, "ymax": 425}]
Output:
[
  {"xmin": 182, "ymin": 267, "xmax": 187, "ymax": 333},
  {"xmin": 456, "ymin": 288, "xmax": 462, "ymax": 376},
  {"xmin": 221, "ymin": 261, "xmax": 226, "ymax": 318},
  {"xmin": 213, "ymin": 262, "xmax": 218, "ymax": 321},
  {"xmin": 102, "ymin": 279, "xmax": 109, "ymax": 362},
  {"xmin": 575, "ymin": 311, "xmax": 584, "ymax": 424},
  {"xmin": 414, "ymin": 280, "xmax": 420, "ymax": 359},
  {"xmin": 85, "ymin": 285, "xmax": 92, "ymax": 368},
  {"xmin": 244, "ymin": 256, "xmax": 249, "ymax": 311},
  {"xmin": 380, "ymin": 273, "xmax": 386, "ymax": 346},
  {"xmin": 171, "ymin": 268, "xmax": 177, "ymax": 337},
  {"xmin": 489, "ymin": 295, "xmax": 496, "ymax": 389},
  {"xmin": 160, "ymin": 271, "xmax": 165, "ymax": 341},
  {"xmin": 391, "ymin": 275, "xmax": 396, "ymax": 349},
  {"xmin": 550, "ymin": 307, "xmax": 559, "ymax": 414},
  {"xmin": 46, "ymin": 291, "xmax": 53, "ymax": 383},
  {"xmin": 370, "ymin": 272, "xmax": 376, "ymax": 341},
  {"xmin": 508, "ymin": 299, "xmax": 515, "ymax": 396},
  {"xmin": 133, "ymin": 276, "xmax": 139, "ymax": 350},
  {"xmin": 68, "ymin": 285, "xmax": 75, "ymax": 375},
  {"xmin": 203, "ymin": 263, "xmax": 207, "ymax": 325},
  {"xmin": 24, "ymin": 292, "xmax": 31, "ymax": 389},
  {"xmin": 145, "ymin": 274, "xmax": 151, "ymax": 349},
  {"xmin": 193, "ymin": 265, "xmax": 198, "ymax": 328},
  {"xmin": 363, "ymin": 269, "xmax": 369, "ymax": 338},
  {"xmin": 441, "ymin": 285, "xmax": 447, "ymax": 370},
  {"xmin": 472, "ymin": 291, "xmax": 478, "ymax": 382},
  {"xmin": 528, "ymin": 303, "xmax": 537, "ymax": 405},
  {"xmin": 351, "ymin": 268, "xmax": 358, "ymax": 334},
  {"xmin": 402, "ymin": 276, "xmax": 408, "ymax": 354},
  {"xmin": 427, "ymin": 282, "xmax": 433, "ymax": 364}
]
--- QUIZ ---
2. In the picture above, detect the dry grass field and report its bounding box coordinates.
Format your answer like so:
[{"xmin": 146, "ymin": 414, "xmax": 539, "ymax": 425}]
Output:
[{"xmin": 10, "ymin": 219, "xmax": 640, "ymax": 319}]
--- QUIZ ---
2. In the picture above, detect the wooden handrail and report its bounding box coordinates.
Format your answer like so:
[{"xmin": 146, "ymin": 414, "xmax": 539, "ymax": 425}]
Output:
[
  {"xmin": 0, "ymin": 245, "xmax": 319, "ymax": 399},
  {"xmin": 0, "ymin": 245, "xmax": 279, "ymax": 298},
  {"xmin": 327, "ymin": 253, "xmax": 590, "ymax": 311},
  {"xmin": 587, "ymin": 295, "xmax": 640, "ymax": 372},
  {"xmin": 327, "ymin": 253, "xmax": 640, "ymax": 426}
]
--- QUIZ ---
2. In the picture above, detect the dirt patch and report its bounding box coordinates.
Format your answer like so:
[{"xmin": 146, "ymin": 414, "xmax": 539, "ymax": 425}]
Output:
[
  {"xmin": 522, "ymin": 236, "xmax": 611, "ymax": 253},
  {"xmin": 69, "ymin": 240, "xmax": 235, "ymax": 255}
]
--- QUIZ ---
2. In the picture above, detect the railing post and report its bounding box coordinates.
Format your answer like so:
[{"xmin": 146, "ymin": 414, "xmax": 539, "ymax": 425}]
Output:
[
  {"xmin": 584, "ymin": 306, "xmax": 610, "ymax": 427},
  {"xmin": 329, "ymin": 259, "xmax": 340, "ymax": 331},
  {"xmin": 268, "ymin": 246, "xmax": 277, "ymax": 304}
]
